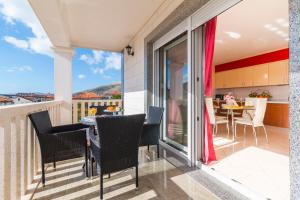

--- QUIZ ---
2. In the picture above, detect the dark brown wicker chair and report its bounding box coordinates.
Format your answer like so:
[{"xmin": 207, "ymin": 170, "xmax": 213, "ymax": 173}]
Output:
[
  {"xmin": 90, "ymin": 114, "xmax": 146, "ymax": 199},
  {"xmin": 140, "ymin": 106, "xmax": 164, "ymax": 158},
  {"xmin": 28, "ymin": 110, "xmax": 89, "ymax": 186}
]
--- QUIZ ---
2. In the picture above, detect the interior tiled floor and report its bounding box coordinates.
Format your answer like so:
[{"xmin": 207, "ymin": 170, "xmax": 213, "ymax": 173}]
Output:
[
  {"xmin": 26, "ymin": 148, "xmax": 220, "ymax": 200},
  {"xmin": 211, "ymin": 124, "xmax": 289, "ymax": 200}
]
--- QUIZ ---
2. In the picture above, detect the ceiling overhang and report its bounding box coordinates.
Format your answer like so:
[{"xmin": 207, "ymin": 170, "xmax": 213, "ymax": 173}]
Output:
[{"xmin": 28, "ymin": 0, "xmax": 166, "ymax": 51}]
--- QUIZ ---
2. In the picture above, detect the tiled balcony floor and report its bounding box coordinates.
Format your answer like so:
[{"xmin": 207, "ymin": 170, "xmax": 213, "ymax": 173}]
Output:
[
  {"xmin": 27, "ymin": 148, "xmax": 220, "ymax": 200},
  {"xmin": 212, "ymin": 125, "xmax": 289, "ymax": 200}
]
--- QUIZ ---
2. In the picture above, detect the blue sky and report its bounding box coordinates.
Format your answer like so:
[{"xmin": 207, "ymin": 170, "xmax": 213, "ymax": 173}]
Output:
[{"xmin": 0, "ymin": 0, "xmax": 121, "ymax": 94}]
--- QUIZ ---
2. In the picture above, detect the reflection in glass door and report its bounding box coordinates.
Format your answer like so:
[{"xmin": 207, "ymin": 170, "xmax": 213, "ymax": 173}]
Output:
[{"xmin": 163, "ymin": 34, "xmax": 188, "ymax": 152}]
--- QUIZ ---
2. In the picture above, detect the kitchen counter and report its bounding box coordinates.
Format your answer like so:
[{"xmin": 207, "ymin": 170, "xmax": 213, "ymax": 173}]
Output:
[
  {"xmin": 213, "ymin": 99, "xmax": 289, "ymax": 104},
  {"xmin": 267, "ymin": 100, "xmax": 289, "ymax": 104}
]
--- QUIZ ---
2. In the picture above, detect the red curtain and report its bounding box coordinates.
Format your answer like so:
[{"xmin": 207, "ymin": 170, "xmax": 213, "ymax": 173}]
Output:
[{"xmin": 203, "ymin": 17, "xmax": 217, "ymax": 164}]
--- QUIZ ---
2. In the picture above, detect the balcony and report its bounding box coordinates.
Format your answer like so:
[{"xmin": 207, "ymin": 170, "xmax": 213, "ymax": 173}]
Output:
[
  {"xmin": 0, "ymin": 101, "xmax": 226, "ymax": 200},
  {"xmin": 1, "ymin": 0, "xmax": 299, "ymax": 199}
]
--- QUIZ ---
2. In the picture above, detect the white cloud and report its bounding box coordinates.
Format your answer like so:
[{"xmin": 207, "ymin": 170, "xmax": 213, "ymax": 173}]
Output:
[
  {"xmin": 4, "ymin": 36, "xmax": 28, "ymax": 49},
  {"xmin": 80, "ymin": 50, "xmax": 105, "ymax": 65},
  {"xmin": 4, "ymin": 65, "xmax": 32, "ymax": 73},
  {"xmin": 0, "ymin": 0, "xmax": 53, "ymax": 57},
  {"xmin": 81, "ymin": 51, "xmax": 121, "ymax": 79},
  {"xmin": 77, "ymin": 74, "xmax": 86, "ymax": 79},
  {"xmin": 91, "ymin": 67, "xmax": 104, "ymax": 75},
  {"xmin": 105, "ymin": 52, "xmax": 121, "ymax": 70},
  {"xmin": 103, "ymin": 75, "xmax": 111, "ymax": 79},
  {"xmin": 79, "ymin": 51, "xmax": 121, "ymax": 70}
]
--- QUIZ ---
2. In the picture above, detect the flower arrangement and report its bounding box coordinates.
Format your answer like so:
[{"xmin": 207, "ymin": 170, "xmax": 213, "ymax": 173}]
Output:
[
  {"xmin": 248, "ymin": 90, "xmax": 272, "ymax": 99},
  {"xmin": 88, "ymin": 108, "xmax": 97, "ymax": 116},
  {"xmin": 106, "ymin": 106, "xmax": 116, "ymax": 112}
]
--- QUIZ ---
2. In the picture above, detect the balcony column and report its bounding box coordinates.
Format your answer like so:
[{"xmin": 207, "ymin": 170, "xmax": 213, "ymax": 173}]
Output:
[
  {"xmin": 290, "ymin": 0, "xmax": 300, "ymax": 199},
  {"xmin": 53, "ymin": 47, "xmax": 74, "ymax": 124}
]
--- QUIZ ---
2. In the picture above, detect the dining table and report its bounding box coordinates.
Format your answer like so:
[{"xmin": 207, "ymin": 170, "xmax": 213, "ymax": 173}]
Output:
[{"xmin": 220, "ymin": 105, "xmax": 255, "ymax": 140}]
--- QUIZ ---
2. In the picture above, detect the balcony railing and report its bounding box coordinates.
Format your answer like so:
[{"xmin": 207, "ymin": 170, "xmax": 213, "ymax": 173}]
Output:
[
  {"xmin": 0, "ymin": 100, "xmax": 63, "ymax": 200},
  {"xmin": 72, "ymin": 99, "xmax": 122, "ymax": 122}
]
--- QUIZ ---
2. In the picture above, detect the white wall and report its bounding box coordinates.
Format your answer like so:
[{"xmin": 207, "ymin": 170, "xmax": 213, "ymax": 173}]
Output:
[
  {"xmin": 123, "ymin": 0, "xmax": 184, "ymax": 115},
  {"xmin": 216, "ymin": 85, "xmax": 289, "ymax": 101}
]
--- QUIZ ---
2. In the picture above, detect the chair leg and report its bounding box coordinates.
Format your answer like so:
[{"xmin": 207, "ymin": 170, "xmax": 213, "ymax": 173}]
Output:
[
  {"xmin": 135, "ymin": 164, "xmax": 139, "ymax": 188},
  {"xmin": 85, "ymin": 142, "xmax": 88, "ymax": 177},
  {"xmin": 216, "ymin": 124, "xmax": 218, "ymax": 135},
  {"xmin": 252, "ymin": 126, "xmax": 258, "ymax": 145},
  {"xmin": 226, "ymin": 123, "xmax": 229, "ymax": 136},
  {"xmin": 157, "ymin": 144, "xmax": 160, "ymax": 158},
  {"xmin": 147, "ymin": 145, "xmax": 150, "ymax": 152},
  {"xmin": 41, "ymin": 160, "xmax": 45, "ymax": 187},
  {"xmin": 234, "ymin": 123, "xmax": 237, "ymax": 139},
  {"xmin": 53, "ymin": 154, "xmax": 56, "ymax": 169},
  {"xmin": 90, "ymin": 157, "xmax": 94, "ymax": 177},
  {"xmin": 262, "ymin": 125, "xmax": 269, "ymax": 143},
  {"xmin": 100, "ymin": 172, "xmax": 103, "ymax": 200},
  {"xmin": 244, "ymin": 125, "xmax": 246, "ymax": 137},
  {"xmin": 108, "ymin": 173, "xmax": 111, "ymax": 178}
]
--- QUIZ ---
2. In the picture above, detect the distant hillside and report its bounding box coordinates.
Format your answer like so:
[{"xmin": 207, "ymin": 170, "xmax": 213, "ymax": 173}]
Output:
[{"xmin": 74, "ymin": 83, "xmax": 121, "ymax": 97}]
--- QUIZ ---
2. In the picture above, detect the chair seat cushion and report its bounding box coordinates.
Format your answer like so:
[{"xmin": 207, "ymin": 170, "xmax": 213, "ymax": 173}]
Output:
[
  {"xmin": 235, "ymin": 118, "xmax": 252, "ymax": 126},
  {"xmin": 216, "ymin": 118, "xmax": 228, "ymax": 124}
]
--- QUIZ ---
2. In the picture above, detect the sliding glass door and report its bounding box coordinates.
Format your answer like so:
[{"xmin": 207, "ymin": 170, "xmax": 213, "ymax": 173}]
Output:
[{"xmin": 162, "ymin": 34, "xmax": 188, "ymax": 152}]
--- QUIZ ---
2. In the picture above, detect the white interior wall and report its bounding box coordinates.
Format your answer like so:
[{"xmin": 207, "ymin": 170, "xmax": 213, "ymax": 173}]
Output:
[
  {"xmin": 216, "ymin": 85, "xmax": 289, "ymax": 101},
  {"xmin": 123, "ymin": 0, "xmax": 184, "ymax": 115}
]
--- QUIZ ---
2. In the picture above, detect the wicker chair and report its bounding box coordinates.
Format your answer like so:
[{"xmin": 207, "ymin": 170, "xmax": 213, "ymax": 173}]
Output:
[
  {"xmin": 140, "ymin": 106, "xmax": 164, "ymax": 158},
  {"xmin": 28, "ymin": 110, "xmax": 89, "ymax": 186},
  {"xmin": 90, "ymin": 114, "xmax": 146, "ymax": 199}
]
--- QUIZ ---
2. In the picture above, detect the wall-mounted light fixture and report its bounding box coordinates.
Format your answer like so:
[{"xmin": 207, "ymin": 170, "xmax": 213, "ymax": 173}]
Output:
[{"xmin": 125, "ymin": 45, "xmax": 134, "ymax": 56}]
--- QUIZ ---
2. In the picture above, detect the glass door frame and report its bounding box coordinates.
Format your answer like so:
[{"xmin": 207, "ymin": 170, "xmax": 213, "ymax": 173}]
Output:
[
  {"xmin": 151, "ymin": 0, "xmax": 241, "ymax": 167},
  {"xmin": 153, "ymin": 18, "xmax": 194, "ymax": 164},
  {"xmin": 162, "ymin": 34, "xmax": 189, "ymax": 153}
]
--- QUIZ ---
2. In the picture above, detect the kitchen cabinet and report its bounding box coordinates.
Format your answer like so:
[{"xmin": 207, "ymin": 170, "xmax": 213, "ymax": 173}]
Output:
[
  {"xmin": 268, "ymin": 60, "xmax": 289, "ymax": 85},
  {"xmin": 252, "ymin": 64, "xmax": 269, "ymax": 86},
  {"xmin": 215, "ymin": 60, "xmax": 289, "ymax": 89},
  {"xmin": 215, "ymin": 69, "xmax": 244, "ymax": 88},
  {"xmin": 215, "ymin": 71, "xmax": 228, "ymax": 88},
  {"xmin": 264, "ymin": 102, "xmax": 289, "ymax": 128},
  {"xmin": 238, "ymin": 67, "xmax": 253, "ymax": 87}
]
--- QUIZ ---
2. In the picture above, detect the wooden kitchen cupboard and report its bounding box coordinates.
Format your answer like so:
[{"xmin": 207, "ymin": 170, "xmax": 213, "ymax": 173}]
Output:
[
  {"xmin": 264, "ymin": 102, "xmax": 289, "ymax": 128},
  {"xmin": 252, "ymin": 64, "xmax": 269, "ymax": 86},
  {"xmin": 268, "ymin": 59, "xmax": 289, "ymax": 85}
]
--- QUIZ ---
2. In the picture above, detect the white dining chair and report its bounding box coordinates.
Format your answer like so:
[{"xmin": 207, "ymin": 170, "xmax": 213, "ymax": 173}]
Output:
[
  {"xmin": 205, "ymin": 98, "xmax": 229, "ymax": 136},
  {"xmin": 234, "ymin": 97, "xmax": 257, "ymax": 121},
  {"xmin": 234, "ymin": 98, "xmax": 268, "ymax": 145}
]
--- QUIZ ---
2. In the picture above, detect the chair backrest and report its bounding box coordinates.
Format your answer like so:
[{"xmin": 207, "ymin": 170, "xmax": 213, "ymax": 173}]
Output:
[
  {"xmin": 147, "ymin": 106, "xmax": 164, "ymax": 124},
  {"xmin": 243, "ymin": 97, "xmax": 258, "ymax": 118},
  {"xmin": 28, "ymin": 110, "xmax": 53, "ymax": 135},
  {"xmin": 205, "ymin": 98, "xmax": 216, "ymax": 124},
  {"xmin": 252, "ymin": 98, "xmax": 267, "ymax": 126},
  {"xmin": 95, "ymin": 114, "xmax": 146, "ymax": 172}
]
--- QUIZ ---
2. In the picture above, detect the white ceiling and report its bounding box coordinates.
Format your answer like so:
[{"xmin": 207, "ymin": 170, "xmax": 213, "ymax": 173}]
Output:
[
  {"xmin": 29, "ymin": 0, "xmax": 165, "ymax": 51},
  {"xmin": 214, "ymin": 0, "xmax": 288, "ymax": 65}
]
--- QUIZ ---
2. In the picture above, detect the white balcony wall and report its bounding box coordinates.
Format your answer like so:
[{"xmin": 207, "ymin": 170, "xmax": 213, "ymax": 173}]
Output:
[
  {"xmin": 0, "ymin": 101, "xmax": 63, "ymax": 200},
  {"xmin": 123, "ymin": 0, "xmax": 184, "ymax": 115}
]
